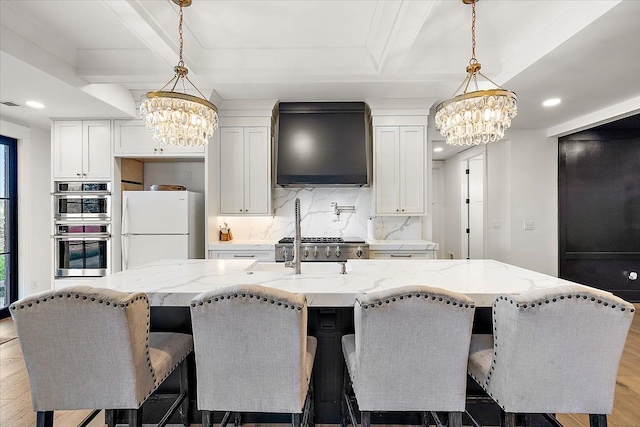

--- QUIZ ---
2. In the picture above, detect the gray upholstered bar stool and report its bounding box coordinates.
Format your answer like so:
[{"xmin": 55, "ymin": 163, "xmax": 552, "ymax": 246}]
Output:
[
  {"xmin": 190, "ymin": 285, "xmax": 317, "ymax": 427},
  {"xmin": 9, "ymin": 286, "xmax": 193, "ymax": 427},
  {"xmin": 341, "ymin": 285, "xmax": 476, "ymax": 427},
  {"xmin": 467, "ymin": 284, "xmax": 635, "ymax": 427}
]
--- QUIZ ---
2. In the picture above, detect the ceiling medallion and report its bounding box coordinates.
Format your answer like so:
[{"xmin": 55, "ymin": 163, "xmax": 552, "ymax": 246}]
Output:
[
  {"xmin": 435, "ymin": 0, "xmax": 517, "ymax": 146},
  {"xmin": 140, "ymin": 0, "xmax": 218, "ymax": 147}
]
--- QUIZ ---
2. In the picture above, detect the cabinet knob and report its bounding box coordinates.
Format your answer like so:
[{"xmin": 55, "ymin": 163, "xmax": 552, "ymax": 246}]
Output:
[
  {"xmin": 239, "ymin": 209, "xmax": 243, "ymax": 212},
  {"xmin": 154, "ymin": 148, "xmax": 157, "ymax": 152},
  {"xmin": 396, "ymin": 209, "xmax": 399, "ymax": 212},
  {"xmin": 401, "ymin": 209, "xmax": 405, "ymax": 212},
  {"xmin": 76, "ymin": 173, "xmax": 81, "ymax": 177},
  {"xmin": 160, "ymin": 148, "xmax": 163, "ymax": 152}
]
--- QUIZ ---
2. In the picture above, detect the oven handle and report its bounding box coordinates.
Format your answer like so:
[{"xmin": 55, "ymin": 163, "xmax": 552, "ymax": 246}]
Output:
[
  {"xmin": 53, "ymin": 233, "xmax": 112, "ymax": 238},
  {"xmin": 52, "ymin": 193, "xmax": 110, "ymax": 198},
  {"xmin": 51, "ymin": 191, "xmax": 111, "ymax": 196},
  {"xmin": 53, "ymin": 236, "xmax": 110, "ymax": 241}
]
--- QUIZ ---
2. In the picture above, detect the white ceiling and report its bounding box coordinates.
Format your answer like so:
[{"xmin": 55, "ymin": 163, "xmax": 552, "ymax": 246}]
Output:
[{"xmin": 1, "ymin": 0, "xmax": 639, "ymax": 160}]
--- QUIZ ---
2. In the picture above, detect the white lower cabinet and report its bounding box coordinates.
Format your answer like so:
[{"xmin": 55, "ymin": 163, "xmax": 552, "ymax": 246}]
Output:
[
  {"xmin": 208, "ymin": 250, "xmax": 275, "ymax": 261},
  {"xmin": 113, "ymin": 119, "xmax": 205, "ymax": 157},
  {"xmin": 219, "ymin": 127, "xmax": 270, "ymax": 215},
  {"xmin": 369, "ymin": 250, "xmax": 435, "ymax": 259},
  {"xmin": 374, "ymin": 126, "xmax": 426, "ymax": 215}
]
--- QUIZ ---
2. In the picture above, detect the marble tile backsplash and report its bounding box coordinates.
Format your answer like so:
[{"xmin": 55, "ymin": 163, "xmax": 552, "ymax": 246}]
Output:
[{"xmin": 218, "ymin": 187, "xmax": 422, "ymax": 240}]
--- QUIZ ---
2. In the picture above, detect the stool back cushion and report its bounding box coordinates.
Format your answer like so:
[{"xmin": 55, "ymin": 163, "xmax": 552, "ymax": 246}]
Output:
[
  {"xmin": 190, "ymin": 285, "xmax": 309, "ymax": 413},
  {"xmin": 10, "ymin": 286, "xmax": 154, "ymax": 411},
  {"xmin": 487, "ymin": 284, "xmax": 634, "ymax": 414},
  {"xmin": 354, "ymin": 285, "xmax": 475, "ymax": 411}
]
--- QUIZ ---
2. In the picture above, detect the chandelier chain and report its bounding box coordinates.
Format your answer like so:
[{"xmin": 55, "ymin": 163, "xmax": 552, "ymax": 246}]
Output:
[
  {"xmin": 178, "ymin": 1, "xmax": 185, "ymax": 67},
  {"xmin": 470, "ymin": 1, "xmax": 477, "ymax": 64}
]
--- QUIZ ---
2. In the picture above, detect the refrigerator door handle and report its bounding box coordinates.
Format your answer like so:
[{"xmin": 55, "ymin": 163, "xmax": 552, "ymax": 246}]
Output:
[
  {"xmin": 122, "ymin": 196, "xmax": 129, "ymax": 235},
  {"xmin": 122, "ymin": 234, "xmax": 128, "ymax": 271}
]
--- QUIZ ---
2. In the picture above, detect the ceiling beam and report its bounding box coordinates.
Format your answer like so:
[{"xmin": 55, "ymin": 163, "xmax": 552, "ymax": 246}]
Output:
[
  {"xmin": 366, "ymin": 0, "xmax": 437, "ymax": 76},
  {"xmin": 101, "ymin": 0, "xmax": 202, "ymax": 72}
]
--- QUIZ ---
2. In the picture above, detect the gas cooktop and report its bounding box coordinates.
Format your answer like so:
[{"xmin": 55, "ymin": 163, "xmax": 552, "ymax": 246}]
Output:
[
  {"xmin": 275, "ymin": 237, "xmax": 368, "ymax": 261},
  {"xmin": 277, "ymin": 236, "xmax": 366, "ymax": 244}
]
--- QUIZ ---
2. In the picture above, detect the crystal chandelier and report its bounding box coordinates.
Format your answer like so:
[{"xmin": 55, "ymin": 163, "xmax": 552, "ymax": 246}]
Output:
[
  {"xmin": 140, "ymin": 0, "xmax": 218, "ymax": 147},
  {"xmin": 435, "ymin": 0, "xmax": 517, "ymax": 147}
]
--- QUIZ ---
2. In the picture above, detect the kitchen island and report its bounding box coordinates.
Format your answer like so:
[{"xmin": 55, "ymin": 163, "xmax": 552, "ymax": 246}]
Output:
[
  {"xmin": 69, "ymin": 259, "xmax": 586, "ymax": 425},
  {"xmin": 84, "ymin": 258, "xmax": 585, "ymax": 307}
]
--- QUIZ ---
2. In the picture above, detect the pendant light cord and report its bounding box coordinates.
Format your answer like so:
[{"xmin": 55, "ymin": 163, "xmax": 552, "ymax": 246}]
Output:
[
  {"xmin": 178, "ymin": 1, "xmax": 185, "ymax": 67},
  {"xmin": 470, "ymin": 1, "xmax": 477, "ymax": 64}
]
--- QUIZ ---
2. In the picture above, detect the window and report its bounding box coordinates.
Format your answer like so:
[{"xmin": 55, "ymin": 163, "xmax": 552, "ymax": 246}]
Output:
[{"xmin": 0, "ymin": 136, "xmax": 17, "ymax": 318}]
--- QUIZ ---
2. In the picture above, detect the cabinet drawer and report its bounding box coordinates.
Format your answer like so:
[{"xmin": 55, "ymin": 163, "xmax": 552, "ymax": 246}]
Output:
[
  {"xmin": 369, "ymin": 251, "xmax": 434, "ymax": 259},
  {"xmin": 208, "ymin": 250, "xmax": 275, "ymax": 261}
]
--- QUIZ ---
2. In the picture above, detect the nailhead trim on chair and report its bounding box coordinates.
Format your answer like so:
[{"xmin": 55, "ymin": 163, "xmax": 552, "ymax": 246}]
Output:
[
  {"xmin": 9, "ymin": 291, "xmax": 176, "ymax": 409},
  {"xmin": 473, "ymin": 292, "xmax": 635, "ymax": 405},
  {"xmin": 360, "ymin": 292, "xmax": 475, "ymax": 309},
  {"xmin": 190, "ymin": 293, "xmax": 304, "ymax": 311}
]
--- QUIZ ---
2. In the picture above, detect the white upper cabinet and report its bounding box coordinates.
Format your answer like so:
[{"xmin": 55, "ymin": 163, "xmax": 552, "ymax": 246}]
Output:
[
  {"xmin": 219, "ymin": 127, "xmax": 270, "ymax": 215},
  {"xmin": 53, "ymin": 120, "xmax": 111, "ymax": 180},
  {"xmin": 374, "ymin": 126, "xmax": 426, "ymax": 215},
  {"xmin": 113, "ymin": 119, "xmax": 205, "ymax": 157}
]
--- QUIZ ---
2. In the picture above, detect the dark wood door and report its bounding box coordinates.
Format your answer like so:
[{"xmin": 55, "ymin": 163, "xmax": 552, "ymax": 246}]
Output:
[{"xmin": 559, "ymin": 115, "xmax": 640, "ymax": 301}]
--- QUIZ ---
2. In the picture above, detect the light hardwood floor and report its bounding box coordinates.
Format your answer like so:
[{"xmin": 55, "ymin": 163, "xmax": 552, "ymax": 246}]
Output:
[{"xmin": 1, "ymin": 306, "xmax": 639, "ymax": 427}]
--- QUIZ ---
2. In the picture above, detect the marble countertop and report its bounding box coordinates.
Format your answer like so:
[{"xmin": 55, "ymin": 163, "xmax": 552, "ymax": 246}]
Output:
[
  {"xmin": 366, "ymin": 239, "xmax": 439, "ymax": 251},
  {"xmin": 63, "ymin": 259, "xmax": 585, "ymax": 308}
]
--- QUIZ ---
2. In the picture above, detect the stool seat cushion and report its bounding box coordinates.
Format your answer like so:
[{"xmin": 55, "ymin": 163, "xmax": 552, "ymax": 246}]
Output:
[
  {"xmin": 149, "ymin": 332, "xmax": 194, "ymax": 389},
  {"xmin": 467, "ymin": 334, "xmax": 493, "ymax": 387}
]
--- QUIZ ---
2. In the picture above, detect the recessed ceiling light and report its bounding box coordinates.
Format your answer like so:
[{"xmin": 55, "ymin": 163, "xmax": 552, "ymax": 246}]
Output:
[
  {"xmin": 434, "ymin": 147, "xmax": 444, "ymax": 153},
  {"xmin": 25, "ymin": 100, "xmax": 45, "ymax": 109},
  {"xmin": 542, "ymin": 98, "xmax": 561, "ymax": 107}
]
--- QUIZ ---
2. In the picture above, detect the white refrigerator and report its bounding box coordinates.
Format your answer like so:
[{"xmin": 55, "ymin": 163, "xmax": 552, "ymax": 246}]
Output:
[{"xmin": 121, "ymin": 191, "xmax": 204, "ymax": 270}]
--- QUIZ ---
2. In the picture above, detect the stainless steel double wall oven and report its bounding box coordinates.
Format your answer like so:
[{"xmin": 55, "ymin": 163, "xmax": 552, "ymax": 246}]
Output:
[{"xmin": 53, "ymin": 182, "xmax": 111, "ymax": 278}]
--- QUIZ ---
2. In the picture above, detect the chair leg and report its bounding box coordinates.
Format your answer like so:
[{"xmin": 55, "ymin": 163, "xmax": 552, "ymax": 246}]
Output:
[
  {"xmin": 341, "ymin": 368, "xmax": 348, "ymax": 427},
  {"xmin": 105, "ymin": 409, "xmax": 116, "ymax": 427},
  {"xmin": 448, "ymin": 411, "xmax": 463, "ymax": 427},
  {"xmin": 292, "ymin": 413, "xmax": 301, "ymax": 427},
  {"xmin": 500, "ymin": 411, "xmax": 516, "ymax": 427},
  {"xmin": 234, "ymin": 411, "xmax": 241, "ymax": 427},
  {"xmin": 589, "ymin": 414, "xmax": 607, "ymax": 427},
  {"xmin": 36, "ymin": 411, "xmax": 53, "ymax": 427},
  {"xmin": 178, "ymin": 360, "xmax": 190, "ymax": 426},
  {"xmin": 126, "ymin": 408, "xmax": 142, "ymax": 427},
  {"xmin": 220, "ymin": 411, "xmax": 232, "ymax": 427},
  {"xmin": 309, "ymin": 375, "xmax": 315, "ymax": 427},
  {"xmin": 420, "ymin": 411, "xmax": 430, "ymax": 427},
  {"xmin": 201, "ymin": 410, "xmax": 213, "ymax": 427},
  {"xmin": 361, "ymin": 411, "xmax": 371, "ymax": 427}
]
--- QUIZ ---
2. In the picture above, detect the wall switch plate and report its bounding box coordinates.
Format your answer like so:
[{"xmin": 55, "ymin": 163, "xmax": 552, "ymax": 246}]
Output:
[
  {"xmin": 492, "ymin": 221, "xmax": 502, "ymax": 229},
  {"xmin": 524, "ymin": 221, "xmax": 535, "ymax": 231},
  {"xmin": 185, "ymin": 172, "xmax": 193, "ymax": 181}
]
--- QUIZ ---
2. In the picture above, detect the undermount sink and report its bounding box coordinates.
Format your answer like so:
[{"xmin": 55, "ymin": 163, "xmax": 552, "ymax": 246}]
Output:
[{"xmin": 246, "ymin": 261, "xmax": 352, "ymax": 274}]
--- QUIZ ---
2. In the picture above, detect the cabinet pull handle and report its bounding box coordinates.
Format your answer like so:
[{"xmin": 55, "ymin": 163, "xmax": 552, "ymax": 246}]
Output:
[
  {"xmin": 390, "ymin": 254, "xmax": 412, "ymax": 258},
  {"xmin": 233, "ymin": 255, "xmax": 255, "ymax": 258}
]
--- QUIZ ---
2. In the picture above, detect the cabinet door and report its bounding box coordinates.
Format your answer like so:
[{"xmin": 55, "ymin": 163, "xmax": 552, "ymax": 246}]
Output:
[
  {"xmin": 83, "ymin": 121, "xmax": 111, "ymax": 179},
  {"xmin": 219, "ymin": 127, "xmax": 245, "ymax": 214},
  {"xmin": 374, "ymin": 127, "xmax": 400, "ymax": 214},
  {"xmin": 399, "ymin": 126, "xmax": 425, "ymax": 214},
  {"xmin": 243, "ymin": 127, "xmax": 269, "ymax": 214},
  {"xmin": 114, "ymin": 119, "xmax": 158, "ymax": 156},
  {"xmin": 53, "ymin": 121, "xmax": 84, "ymax": 179},
  {"xmin": 162, "ymin": 141, "xmax": 206, "ymax": 155}
]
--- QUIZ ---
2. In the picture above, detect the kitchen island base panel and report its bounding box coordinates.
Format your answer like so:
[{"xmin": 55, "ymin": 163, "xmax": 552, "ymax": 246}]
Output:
[{"xmin": 144, "ymin": 306, "xmax": 517, "ymax": 425}]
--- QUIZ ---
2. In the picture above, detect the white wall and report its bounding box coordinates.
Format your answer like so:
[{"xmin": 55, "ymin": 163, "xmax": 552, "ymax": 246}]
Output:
[
  {"xmin": 0, "ymin": 120, "xmax": 52, "ymax": 298},
  {"xmin": 441, "ymin": 129, "xmax": 558, "ymax": 276},
  {"xmin": 143, "ymin": 161, "xmax": 205, "ymax": 193}
]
